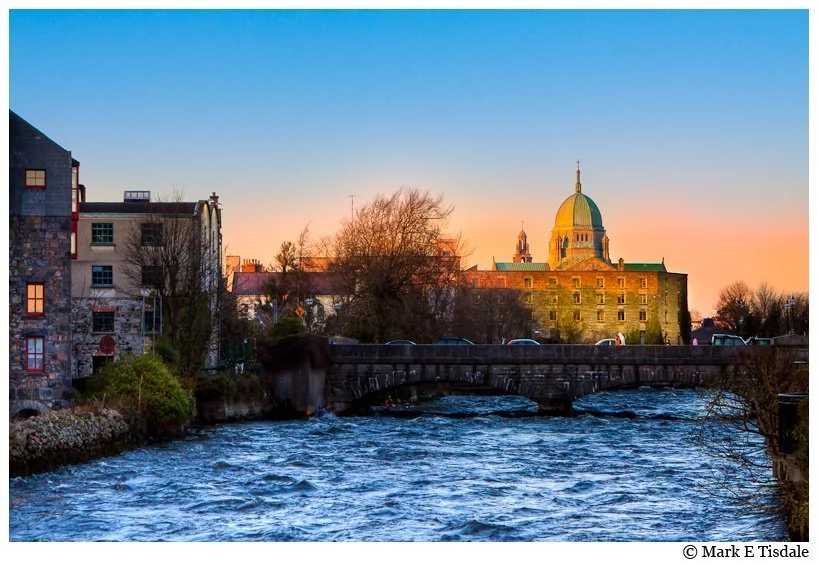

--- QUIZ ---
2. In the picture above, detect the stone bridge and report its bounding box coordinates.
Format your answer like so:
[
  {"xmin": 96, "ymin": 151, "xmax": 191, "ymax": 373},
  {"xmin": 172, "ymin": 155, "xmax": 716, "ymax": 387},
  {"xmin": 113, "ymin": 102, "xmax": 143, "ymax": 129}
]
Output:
[{"xmin": 325, "ymin": 344, "xmax": 806, "ymax": 415}]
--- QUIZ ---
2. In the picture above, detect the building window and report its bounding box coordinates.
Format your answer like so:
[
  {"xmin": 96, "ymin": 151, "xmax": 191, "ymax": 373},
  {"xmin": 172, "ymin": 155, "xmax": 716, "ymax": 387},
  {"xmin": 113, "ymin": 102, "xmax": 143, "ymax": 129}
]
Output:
[
  {"xmin": 25, "ymin": 169, "xmax": 46, "ymax": 189},
  {"xmin": 664, "ymin": 310, "xmax": 669, "ymax": 323},
  {"xmin": 596, "ymin": 292, "xmax": 604, "ymax": 305},
  {"xmin": 639, "ymin": 278, "xmax": 647, "ymax": 288},
  {"xmin": 524, "ymin": 277, "xmax": 532, "ymax": 289},
  {"xmin": 618, "ymin": 310, "xmax": 626, "ymax": 322},
  {"xmin": 640, "ymin": 293, "xmax": 648, "ymax": 305},
  {"xmin": 573, "ymin": 310, "xmax": 581, "ymax": 322},
  {"xmin": 91, "ymin": 223, "xmax": 114, "ymax": 245},
  {"xmin": 26, "ymin": 283, "xmax": 45, "ymax": 316},
  {"xmin": 525, "ymin": 293, "xmax": 533, "ymax": 305},
  {"xmin": 597, "ymin": 310, "xmax": 605, "ymax": 322},
  {"xmin": 573, "ymin": 277, "xmax": 581, "ymax": 288},
  {"xmin": 141, "ymin": 265, "xmax": 164, "ymax": 288},
  {"xmin": 549, "ymin": 310, "xmax": 557, "ymax": 321},
  {"xmin": 549, "ymin": 278, "xmax": 557, "ymax": 286},
  {"xmin": 144, "ymin": 310, "xmax": 161, "ymax": 335},
  {"xmin": 617, "ymin": 293, "xmax": 625, "ymax": 304},
  {"xmin": 91, "ymin": 265, "xmax": 113, "ymax": 287},
  {"xmin": 92, "ymin": 312, "xmax": 115, "ymax": 333},
  {"xmin": 573, "ymin": 292, "xmax": 581, "ymax": 304},
  {"xmin": 617, "ymin": 277, "xmax": 625, "ymax": 289},
  {"xmin": 597, "ymin": 277, "xmax": 604, "ymax": 288},
  {"xmin": 141, "ymin": 223, "xmax": 163, "ymax": 246},
  {"xmin": 26, "ymin": 336, "xmax": 44, "ymax": 372},
  {"xmin": 639, "ymin": 310, "xmax": 647, "ymax": 321},
  {"xmin": 551, "ymin": 294, "xmax": 558, "ymax": 305}
]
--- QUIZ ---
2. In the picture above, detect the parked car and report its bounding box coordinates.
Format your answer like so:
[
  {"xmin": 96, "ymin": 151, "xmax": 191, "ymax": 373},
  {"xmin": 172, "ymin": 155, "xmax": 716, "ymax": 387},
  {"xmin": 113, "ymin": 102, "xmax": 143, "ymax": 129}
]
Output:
[
  {"xmin": 744, "ymin": 336, "xmax": 772, "ymax": 346},
  {"xmin": 711, "ymin": 333, "xmax": 746, "ymax": 346},
  {"xmin": 595, "ymin": 338, "xmax": 617, "ymax": 346},
  {"xmin": 385, "ymin": 340, "xmax": 416, "ymax": 345},
  {"xmin": 433, "ymin": 337, "xmax": 475, "ymax": 345},
  {"xmin": 507, "ymin": 338, "xmax": 540, "ymax": 346}
]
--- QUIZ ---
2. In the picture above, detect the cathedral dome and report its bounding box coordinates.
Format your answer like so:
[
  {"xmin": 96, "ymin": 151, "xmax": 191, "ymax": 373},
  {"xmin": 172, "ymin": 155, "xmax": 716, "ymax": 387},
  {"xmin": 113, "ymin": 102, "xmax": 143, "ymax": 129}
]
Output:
[
  {"xmin": 554, "ymin": 192, "xmax": 603, "ymax": 229},
  {"xmin": 553, "ymin": 162, "xmax": 603, "ymax": 229}
]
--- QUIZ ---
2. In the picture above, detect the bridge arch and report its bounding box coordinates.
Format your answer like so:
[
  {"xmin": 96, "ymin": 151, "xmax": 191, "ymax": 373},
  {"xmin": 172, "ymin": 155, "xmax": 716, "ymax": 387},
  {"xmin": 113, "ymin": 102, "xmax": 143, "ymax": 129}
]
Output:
[{"xmin": 326, "ymin": 343, "xmax": 753, "ymax": 415}]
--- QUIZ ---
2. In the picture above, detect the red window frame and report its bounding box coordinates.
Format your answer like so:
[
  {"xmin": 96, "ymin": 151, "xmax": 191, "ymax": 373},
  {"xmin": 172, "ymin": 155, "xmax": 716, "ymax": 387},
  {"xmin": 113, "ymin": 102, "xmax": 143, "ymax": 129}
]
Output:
[
  {"xmin": 26, "ymin": 283, "xmax": 45, "ymax": 316},
  {"xmin": 25, "ymin": 169, "xmax": 47, "ymax": 189},
  {"xmin": 26, "ymin": 336, "xmax": 44, "ymax": 373}
]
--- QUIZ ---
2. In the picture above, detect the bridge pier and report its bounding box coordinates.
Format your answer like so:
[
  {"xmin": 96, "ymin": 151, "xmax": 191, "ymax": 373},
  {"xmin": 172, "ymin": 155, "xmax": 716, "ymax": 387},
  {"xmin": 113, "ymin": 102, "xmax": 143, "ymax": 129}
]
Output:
[{"xmin": 536, "ymin": 399, "xmax": 573, "ymax": 416}]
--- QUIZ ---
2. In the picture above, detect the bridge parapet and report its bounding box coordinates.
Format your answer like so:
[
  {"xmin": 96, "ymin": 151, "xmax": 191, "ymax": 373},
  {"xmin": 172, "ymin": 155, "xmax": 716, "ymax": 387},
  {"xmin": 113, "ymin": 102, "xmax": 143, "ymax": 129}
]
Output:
[{"xmin": 329, "ymin": 344, "xmax": 746, "ymax": 366}]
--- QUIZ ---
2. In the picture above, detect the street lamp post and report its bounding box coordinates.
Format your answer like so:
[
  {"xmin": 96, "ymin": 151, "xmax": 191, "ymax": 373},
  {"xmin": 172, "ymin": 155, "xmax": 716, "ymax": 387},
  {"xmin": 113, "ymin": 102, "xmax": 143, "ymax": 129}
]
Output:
[
  {"xmin": 305, "ymin": 297, "xmax": 314, "ymax": 333},
  {"xmin": 785, "ymin": 295, "xmax": 796, "ymax": 335}
]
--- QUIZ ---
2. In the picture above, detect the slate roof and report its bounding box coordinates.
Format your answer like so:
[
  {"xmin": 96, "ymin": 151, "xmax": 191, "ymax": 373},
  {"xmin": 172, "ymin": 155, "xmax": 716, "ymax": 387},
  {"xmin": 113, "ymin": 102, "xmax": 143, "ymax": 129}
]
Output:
[
  {"xmin": 80, "ymin": 202, "xmax": 199, "ymax": 215},
  {"xmin": 623, "ymin": 263, "xmax": 667, "ymax": 272},
  {"xmin": 231, "ymin": 271, "xmax": 341, "ymax": 296}
]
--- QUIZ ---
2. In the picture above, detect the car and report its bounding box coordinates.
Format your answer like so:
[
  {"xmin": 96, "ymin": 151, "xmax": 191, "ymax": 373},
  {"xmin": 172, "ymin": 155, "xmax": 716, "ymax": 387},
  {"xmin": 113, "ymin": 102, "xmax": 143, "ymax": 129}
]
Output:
[
  {"xmin": 744, "ymin": 336, "xmax": 772, "ymax": 346},
  {"xmin": 384, "ymin": 340, "xmax": 416, "ymax": 345},
  {"xmin": 433, "ymin": 337, "xmax": 475, "ymax": 345},
  {"xmin": 711, "ymin": 333, "xmax": 746, "ymax": 346},
  {"xmin": 595, "ymin": 338, "xmax": 618, "ymax": 346},
  {"xmin": 507, "ymin": 338, "xmax": 540, "ymax": 346}
]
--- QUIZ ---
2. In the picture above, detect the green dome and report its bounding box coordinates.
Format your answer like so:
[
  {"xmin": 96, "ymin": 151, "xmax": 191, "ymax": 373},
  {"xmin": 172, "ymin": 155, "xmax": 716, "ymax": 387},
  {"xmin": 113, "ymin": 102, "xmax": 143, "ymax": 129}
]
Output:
[{"xmin": 554, "ymin": 191, "xmax": 603, "ymax": 229}]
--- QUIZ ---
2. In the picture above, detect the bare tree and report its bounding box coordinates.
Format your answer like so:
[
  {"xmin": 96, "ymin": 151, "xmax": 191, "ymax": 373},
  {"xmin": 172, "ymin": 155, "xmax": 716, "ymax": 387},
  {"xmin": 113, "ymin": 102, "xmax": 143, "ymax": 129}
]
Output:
[
  {"xmin": 119, "ymin": 194, "xmax": 215, "ymax": 386},
  {"xmin": 275, "ymin": 241, "xmax": 298, "ymax": 273},
  {"xmin": 716, "ymin": 280, "xmax": 753, "ymax": 334},
  {"xmin": 327, "ymin": 187, "xmax": 467, "ymax": 343},
  {"xmin": 694, "ymin": 346, "xmax": 808, "ymax": 536},
  {"xmin": 449, "ymin": 287, "xmax": 535, "ymax": 344}
]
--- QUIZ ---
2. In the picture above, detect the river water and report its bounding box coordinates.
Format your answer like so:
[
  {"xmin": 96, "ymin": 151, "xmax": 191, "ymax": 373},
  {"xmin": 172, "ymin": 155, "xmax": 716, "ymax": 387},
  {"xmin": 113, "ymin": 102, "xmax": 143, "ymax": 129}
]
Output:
[{"xmin": 9, "ymin": 388, "xmax": 787, "ymax": 543}]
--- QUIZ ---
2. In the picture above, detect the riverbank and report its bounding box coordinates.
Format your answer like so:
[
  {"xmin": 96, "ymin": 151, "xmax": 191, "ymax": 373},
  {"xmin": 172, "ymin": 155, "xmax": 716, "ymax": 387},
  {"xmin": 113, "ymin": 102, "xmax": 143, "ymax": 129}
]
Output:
[{"xmin": 9, "ymin": 406, "xmax": 145, "ymax": 478}]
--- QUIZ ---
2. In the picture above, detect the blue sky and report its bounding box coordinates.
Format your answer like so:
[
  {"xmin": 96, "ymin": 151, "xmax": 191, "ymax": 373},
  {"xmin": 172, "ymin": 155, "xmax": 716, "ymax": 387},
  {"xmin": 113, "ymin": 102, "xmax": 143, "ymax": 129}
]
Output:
[{"xmin": 8, "ymin": 8, "xmax": 811, "ymax": 316}]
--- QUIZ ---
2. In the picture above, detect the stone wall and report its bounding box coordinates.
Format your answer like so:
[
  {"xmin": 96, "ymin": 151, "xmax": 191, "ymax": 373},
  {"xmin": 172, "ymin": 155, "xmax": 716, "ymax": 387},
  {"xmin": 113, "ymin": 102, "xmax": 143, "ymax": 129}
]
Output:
[
  {"xmin": 9, "ymin": 215, "xmax": 74, "ymax": 416},
  {"xmin": 71, "ymin": 296, "xmax": 151, "ymax": 379},
  {"xmin": 460, "ymin": 268, "xmax": 688, "ymax": 344}
]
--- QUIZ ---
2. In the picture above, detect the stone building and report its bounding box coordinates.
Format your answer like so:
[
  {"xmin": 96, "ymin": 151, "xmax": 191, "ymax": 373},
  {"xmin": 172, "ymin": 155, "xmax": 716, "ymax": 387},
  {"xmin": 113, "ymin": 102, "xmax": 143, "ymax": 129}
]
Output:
[
  {"xmin": 9, "ymin": 110, "xmax": 80, "ymax": 416},
  {"xmin": 462, "ymin": 164, "xmax": 689, "ymax": 344},
  {"xmin": 71, "ymin": 191, "xmax": 223, "ymax": 378}
]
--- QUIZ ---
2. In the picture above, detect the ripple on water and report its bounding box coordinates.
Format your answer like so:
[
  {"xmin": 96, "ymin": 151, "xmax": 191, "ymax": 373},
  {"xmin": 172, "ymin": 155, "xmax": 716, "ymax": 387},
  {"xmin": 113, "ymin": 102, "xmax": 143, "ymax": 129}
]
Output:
[{"xmin": 8, "ymin": 391, "xmax": 790, "ymax": 542}]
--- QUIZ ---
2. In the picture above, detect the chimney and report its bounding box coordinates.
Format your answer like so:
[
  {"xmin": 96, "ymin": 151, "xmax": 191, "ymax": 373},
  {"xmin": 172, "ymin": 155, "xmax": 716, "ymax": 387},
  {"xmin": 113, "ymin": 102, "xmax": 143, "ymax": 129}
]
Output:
[
  {"xmin": 210, "ymin": 192, "xmax": 219, "ymax": 205},
  {"xmin": 241, "ymin": 259, "xmax": 263, "ymax": 273},
  {"xmin": 618, "ymin": 257, "xmax": 624, "ymax": 271}
]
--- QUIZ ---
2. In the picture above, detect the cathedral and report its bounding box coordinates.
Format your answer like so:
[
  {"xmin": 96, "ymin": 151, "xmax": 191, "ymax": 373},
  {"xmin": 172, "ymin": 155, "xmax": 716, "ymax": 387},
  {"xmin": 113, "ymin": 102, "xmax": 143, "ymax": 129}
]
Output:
[{"xmin": 462, "ymin": 163, "xmax": 690, "ymax": 344}]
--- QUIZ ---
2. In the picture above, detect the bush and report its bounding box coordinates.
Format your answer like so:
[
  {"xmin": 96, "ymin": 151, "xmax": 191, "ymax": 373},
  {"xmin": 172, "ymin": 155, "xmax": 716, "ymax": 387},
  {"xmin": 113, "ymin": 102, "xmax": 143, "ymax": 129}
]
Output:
[
  {"xmin": 92, "ymin": 354, "xmax": 193, "ymax": 439},
  {"xmin": 271, "ymin": 315, "xmax": 307, "ymax": 340}
]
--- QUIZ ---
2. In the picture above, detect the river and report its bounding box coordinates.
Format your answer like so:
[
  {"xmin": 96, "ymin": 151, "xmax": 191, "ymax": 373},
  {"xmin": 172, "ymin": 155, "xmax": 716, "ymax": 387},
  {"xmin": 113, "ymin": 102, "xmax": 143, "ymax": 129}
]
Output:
[{"xmin": 9, "ymin": 388, "xmax": 787, "ymax": 544}]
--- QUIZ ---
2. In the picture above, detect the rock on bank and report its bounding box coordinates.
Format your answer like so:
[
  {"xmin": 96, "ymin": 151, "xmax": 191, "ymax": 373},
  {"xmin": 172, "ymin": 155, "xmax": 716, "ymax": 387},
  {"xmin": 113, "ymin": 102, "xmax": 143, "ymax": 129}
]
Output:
[{"xmin": 9, "ymin": 408, "xmax": 143, "ymax": 478}]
